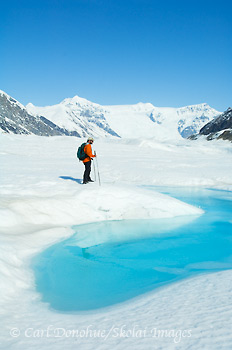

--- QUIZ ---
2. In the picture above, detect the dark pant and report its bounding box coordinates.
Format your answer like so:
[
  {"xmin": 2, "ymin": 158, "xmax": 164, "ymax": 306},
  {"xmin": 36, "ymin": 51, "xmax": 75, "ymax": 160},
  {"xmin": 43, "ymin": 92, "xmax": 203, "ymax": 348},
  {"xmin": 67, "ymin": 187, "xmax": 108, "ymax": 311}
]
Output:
[{"xmin": 83, "ymin": 161, "xmax": 91, "ymax": 183}]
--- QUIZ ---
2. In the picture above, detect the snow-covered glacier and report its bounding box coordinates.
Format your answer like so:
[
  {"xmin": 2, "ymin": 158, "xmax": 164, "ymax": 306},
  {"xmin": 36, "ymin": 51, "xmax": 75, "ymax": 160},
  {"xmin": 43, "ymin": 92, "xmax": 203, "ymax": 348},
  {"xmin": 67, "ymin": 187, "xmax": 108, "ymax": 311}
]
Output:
[{"xmin": 0, "ymin": 134, "xmax": 232, "ymax": 350}]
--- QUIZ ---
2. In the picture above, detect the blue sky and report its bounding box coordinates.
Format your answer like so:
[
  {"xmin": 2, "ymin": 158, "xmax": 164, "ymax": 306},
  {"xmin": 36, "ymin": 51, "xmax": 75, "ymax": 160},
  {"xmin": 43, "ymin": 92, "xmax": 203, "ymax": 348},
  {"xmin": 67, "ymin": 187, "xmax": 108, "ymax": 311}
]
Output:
[{"xmin": 1, "ymin": 0, "xmax": 231, "ymax": 111}]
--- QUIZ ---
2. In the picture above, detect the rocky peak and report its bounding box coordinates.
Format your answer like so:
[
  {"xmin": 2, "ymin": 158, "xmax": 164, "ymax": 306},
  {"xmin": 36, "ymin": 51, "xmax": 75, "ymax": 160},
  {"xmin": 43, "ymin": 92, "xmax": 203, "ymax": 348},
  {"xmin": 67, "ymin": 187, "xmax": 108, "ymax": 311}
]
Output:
[
  {"xmin": 199, "ymin": 108, "xmax": 232, "ymax": 136},
  {"xmin": 0, "ymin": 91, "xmax": 80, "ymax": 137}
]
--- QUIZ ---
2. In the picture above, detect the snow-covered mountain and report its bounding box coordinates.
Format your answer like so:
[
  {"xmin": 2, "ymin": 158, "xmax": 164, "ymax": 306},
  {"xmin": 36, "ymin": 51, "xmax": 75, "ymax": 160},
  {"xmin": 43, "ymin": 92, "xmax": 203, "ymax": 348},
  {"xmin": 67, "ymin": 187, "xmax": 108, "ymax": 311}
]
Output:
[
  {"xmin": 0, "ymin": 90, "xmax": 80, "ymax": 137},
  {"xmin": 27, "ymin": 96, "xmax": 120, "ymax": 138},
  {"xmin": 104, "ymin": 102, "xmax": 220, "ymax": 140},
  {"xmin": 27, "ymin": 96, "xmax": 220, "ymax": 140},
  {"xmin": 0, "ymin": 89, "xmax": 220, "ymax": 139}
]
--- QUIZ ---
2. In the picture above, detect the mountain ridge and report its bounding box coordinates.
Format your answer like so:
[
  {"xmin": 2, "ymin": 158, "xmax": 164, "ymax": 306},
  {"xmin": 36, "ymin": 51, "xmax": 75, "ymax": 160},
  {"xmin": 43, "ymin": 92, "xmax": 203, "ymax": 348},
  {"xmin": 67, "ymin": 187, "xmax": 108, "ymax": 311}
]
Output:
[
  {"xmin": 26, "ymin": 94, "xmax": 220, "ymax": 140},
  {"xmin": 0, "ymin": 89, "xmax": 221, "ymax": 140}
]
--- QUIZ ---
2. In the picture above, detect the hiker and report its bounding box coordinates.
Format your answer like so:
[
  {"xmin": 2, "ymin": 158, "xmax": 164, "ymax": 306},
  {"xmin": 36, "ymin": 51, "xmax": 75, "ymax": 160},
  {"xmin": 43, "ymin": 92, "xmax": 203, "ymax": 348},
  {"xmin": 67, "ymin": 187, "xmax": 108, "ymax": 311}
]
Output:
[{"xmin": 82, "ymin": 137, "xmax": 96, "ymax": 184}]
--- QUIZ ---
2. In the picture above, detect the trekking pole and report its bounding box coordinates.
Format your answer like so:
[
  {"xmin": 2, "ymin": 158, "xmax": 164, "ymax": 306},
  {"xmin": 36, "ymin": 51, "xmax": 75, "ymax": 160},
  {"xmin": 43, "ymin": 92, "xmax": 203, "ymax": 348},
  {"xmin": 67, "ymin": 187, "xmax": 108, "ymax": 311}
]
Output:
[
  {"xmin": 94, "ymin": 151, "xmax": 101, "ymax": 186},
  {"xmin": 93, "ymin": 158, "xmax": 96, "ymax": 182}
]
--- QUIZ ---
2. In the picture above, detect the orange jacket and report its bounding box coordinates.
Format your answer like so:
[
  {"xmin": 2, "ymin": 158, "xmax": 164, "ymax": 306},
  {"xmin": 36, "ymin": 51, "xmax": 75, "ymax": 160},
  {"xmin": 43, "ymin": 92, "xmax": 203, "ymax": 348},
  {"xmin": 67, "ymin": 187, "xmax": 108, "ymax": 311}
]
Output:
[{"xmin": 83, "ymin": 143, "xmax": 96, "ymax": 163}]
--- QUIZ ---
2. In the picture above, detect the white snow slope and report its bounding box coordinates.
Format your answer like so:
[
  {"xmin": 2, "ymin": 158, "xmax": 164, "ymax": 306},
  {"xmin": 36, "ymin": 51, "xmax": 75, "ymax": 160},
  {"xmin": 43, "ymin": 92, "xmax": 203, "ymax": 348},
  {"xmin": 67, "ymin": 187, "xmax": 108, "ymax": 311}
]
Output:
[
  {"xmin": 26, "ymin": 95, "xmax": 220, "ymax": 140},
  {"xmin": 0, "ymin": 134, "xmax": 232, "ymax": 350}
]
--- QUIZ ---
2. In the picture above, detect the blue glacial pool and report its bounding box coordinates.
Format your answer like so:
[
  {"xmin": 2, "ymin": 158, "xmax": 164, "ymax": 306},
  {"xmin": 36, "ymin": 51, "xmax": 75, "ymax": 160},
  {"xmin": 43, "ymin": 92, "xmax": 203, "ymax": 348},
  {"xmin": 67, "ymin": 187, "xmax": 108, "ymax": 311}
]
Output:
[{"xmin": 32, "ymin": 188, "xmax": 232, "ymax": 312}]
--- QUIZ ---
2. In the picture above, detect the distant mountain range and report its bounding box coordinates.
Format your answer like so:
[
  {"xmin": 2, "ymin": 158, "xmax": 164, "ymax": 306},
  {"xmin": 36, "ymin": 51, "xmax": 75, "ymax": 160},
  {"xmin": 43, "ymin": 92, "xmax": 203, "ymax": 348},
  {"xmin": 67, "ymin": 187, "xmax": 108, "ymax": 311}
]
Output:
[{"xmin": 0, "ymin": 90, "xmax": 222, "ymax": 140}]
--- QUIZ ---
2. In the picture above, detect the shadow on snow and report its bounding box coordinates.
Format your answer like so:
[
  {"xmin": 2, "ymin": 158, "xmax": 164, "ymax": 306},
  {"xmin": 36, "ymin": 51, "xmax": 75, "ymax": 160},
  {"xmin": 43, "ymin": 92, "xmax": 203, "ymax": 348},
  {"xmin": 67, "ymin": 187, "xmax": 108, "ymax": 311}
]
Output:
[{"xmin": 59, "ymin": 176, "xmax": 82, "ymax": 184}]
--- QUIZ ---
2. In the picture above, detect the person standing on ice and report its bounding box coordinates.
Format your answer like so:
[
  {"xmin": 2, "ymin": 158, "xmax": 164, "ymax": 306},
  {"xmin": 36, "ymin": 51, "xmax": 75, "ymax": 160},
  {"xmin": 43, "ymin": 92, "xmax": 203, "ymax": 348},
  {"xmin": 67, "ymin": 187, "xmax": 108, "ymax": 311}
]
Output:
[{"xmin": 82, "ymin": 137, "xmax": 96, "ymax": 184}]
